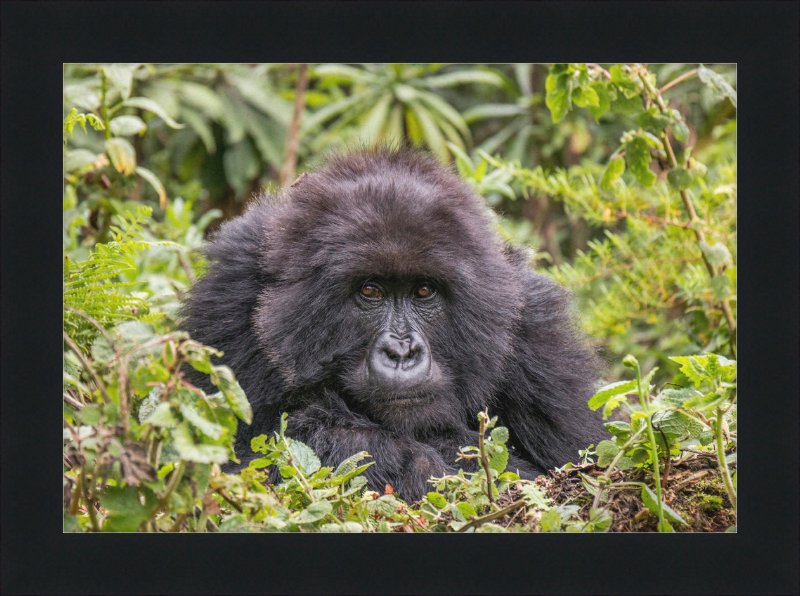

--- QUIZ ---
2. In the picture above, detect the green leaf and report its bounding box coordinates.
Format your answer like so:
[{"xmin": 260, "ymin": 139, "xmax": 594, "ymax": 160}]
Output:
[
  {"xmin": 210, "ymin": 365, "xmax": 252, "ymax": 424},
  {"xmin": 672, "ymin": 120, "xmax": 690, "ymax": 143},
  {"xmin": 611, "ymin": 92, "xmax": 642, "ymax": 115},
  {"xmin": 651, "ymin": 411, "xmax": 688, "ymax": 439},
  {"xmin": 135, "ymin": 166, "xmax": 167, "ymax": 210},
  {"xmin": 640, "ymin": 484, "xmax": 688, "ymax": 526},
  {"xmin": 295, "ymin": 501, "xmax": 333, "ymax": 524},
  {"xmin": 122, "ymin": 97, "xmax": 185, "ymax": 129},
  {"xmin": 320, "ymin": 521, "xmax": 363, "ymax": 532},
  {"xmin": 455, "ymin": 502, "xmax": 477, "ymax": 519},
  {"xmin": 179, "ymin": 404, "xmax": 224, "ymax": 440},
  {"xmin": 103, "ymin": 64, "xmax": 137, "ymax": 100},
  {"xmin": 488, "ymin": 443, "xmax": 509, "ymax": 473},
  {"xmin": 638, "ymin": 107, "xmax": 671, "ymax": 133},
  {"xmin": 99, "ymin": 485, "xmax": 158, "ymax": 532},
  {"xmin": 625, "ymin": 136, "xmax": 656, "ymax": 187},
  {"xmin": 699, "ymin": 240, "xmax": 733, "ymax": 267},
  {"xmin": 587, "ymin": 82, "xmax": 611, "ymax": 122},
  {"xmin": 490, "ymin": 426, "xmax": 509, "ymax": 445},
  {"xmin": 109, "ymin": 115, "xmax": 147, "ymax": 136},
  {"xmin": 588, "ymin": 380, "xmax": 637, "ymax": 410},
  {"xmin": 659, "ymin": 387, "xmax": 703, "ymax": 407},
  {"xmin": 80, "ymin": 404, "xmax": 102, "ymax": 426},
  {"xmin": 539, "ymin": 508, "xmax": 562, "ymax": 532},
  {"xmin": 595, "ymin": 440, "xmax": 620, "ymax": 468},
  {"xmin": 171, "ymin": 423, "xmax": 229, "ymax": 464},
  {"xmin": 604, "ymin": 421, "xmax": 631, "ymax": 438},
  {"xmin": 684, "ymin": 392, "xmax": 727, "ymax": 412},
  {"xmin": 105, "ymin": 137, "xmax": 137, "ymax": 175},
  {"xmin": 64, "ymin": 149, "xmax": 98, "ymax": 172},
  {"xmin": 698, "ymin": 65, "xmax": 737, "ymax": 107},
  {"xmin": 572, "ymin": 85, "xmax": 599, "ymax": 108},
  {"xmin": 289, "ymin": 439, "xmax": 321, "ymax": 475},
  {"xmin": 667, "ymin": 166, "xmax": 693, "ymax": 191},
  {"xmin": 91, "ymin": 321, "xmax": 157, "ymax": 362},
  {"xmin": 520, "ymin": 484, "xmax": 551, "ymax": 509},
  {"xmin": 711, "ymin": 274, "xmax": 733, "ymax": 300},
  {"xmin": 600, "ymin": 156, "xmax": 626, "ymax": 190},
  {"xmin": 143, "ymin": 403, "xmax": 177, "ymax": 427},
  {"xmin": 424, "ymin": 70, "xmax": 504, "ymax": 88},
  {"xmin": 426, "ymin": 492, "xmax": 447, "ymax": 509}
]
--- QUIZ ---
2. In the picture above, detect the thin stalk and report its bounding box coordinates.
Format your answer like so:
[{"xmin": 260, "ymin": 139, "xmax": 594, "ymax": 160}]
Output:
[
  {"xmin": 477, "ymin": 412, "xmax": 495, "ymax": 504},
  {"xmin": 633, "ymin": 361, "xmax": 667, "ymax": 531},
  {"xmin": 714, "ymin": 408, "xmax": 737, "ymax": 513}
]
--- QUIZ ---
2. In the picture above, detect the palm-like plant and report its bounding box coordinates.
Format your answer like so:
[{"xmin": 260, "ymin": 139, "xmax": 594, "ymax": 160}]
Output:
[{"xmin": 302, "ymin": 64, "xmax": 505, "ymax": 161}]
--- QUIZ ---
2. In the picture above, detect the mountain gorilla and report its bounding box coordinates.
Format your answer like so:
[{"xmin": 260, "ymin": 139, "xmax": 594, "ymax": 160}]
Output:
[{"xmin": 181, "ymin": 146, "xmax": 605, "ymax": 501}]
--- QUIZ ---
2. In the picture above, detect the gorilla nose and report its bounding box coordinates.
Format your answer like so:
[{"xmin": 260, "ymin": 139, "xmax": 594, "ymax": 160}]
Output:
[{"xmin": 368, "ymin": 331, "xmax": 431, "ymax": 386}]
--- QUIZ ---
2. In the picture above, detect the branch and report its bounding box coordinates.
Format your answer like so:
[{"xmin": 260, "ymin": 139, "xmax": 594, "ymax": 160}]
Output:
[{"xmin": 280, "ymin": 63, "xmax": 310, "ymax": 187}]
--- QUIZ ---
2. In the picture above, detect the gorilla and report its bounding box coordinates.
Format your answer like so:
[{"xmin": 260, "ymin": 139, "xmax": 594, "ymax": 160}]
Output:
[{"xmin": 181, "ymin": 146, "xmax": 605, "ymax": 502}]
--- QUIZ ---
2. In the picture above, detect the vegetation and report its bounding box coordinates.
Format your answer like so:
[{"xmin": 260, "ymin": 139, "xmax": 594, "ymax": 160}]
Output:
[{"xmin": 63, "ymin": 63, "xmax": 736, "ymax": 532}]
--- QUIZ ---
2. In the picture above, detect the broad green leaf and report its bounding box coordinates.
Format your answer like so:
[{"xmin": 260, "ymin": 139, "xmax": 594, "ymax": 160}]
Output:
[
  {"xmin": 699, "ymin": 240, "xmax": 733, "ymax": 267},
  {"xmin": 179, "ymin": 107, "xmax": 216, "ymax": 153},
  {"xmin": 135, "ymin": 166, "xmax": 167, "ymax": 209},
  {"xmin": 91, "ymin": 321, "xmax": 157, "ymax": 362},
  {"xmin": 604, "ymin": 421, "xmax": 631, "ymax": 438},
  {"xmin": 640, "ymin": 484, "xmax": 688, "ymax": 526},
  {"xmin": 625, "ymin": 136, "xmax": 656, "ymax": 187},
  {"xmin": 572, "ymin": 85, "xmax": 599, "ymax": 108},
  {"xmin": 651, "ymin": 411, "xmax": 688, "ymax": 439},
  {"xmin": 546, "ymin": 88, "xmax": 571, "ymax": 124},
  {"xmin": 105, "ymin": 137, "xmax": 137, "ymax": 175},
  {"xmin": 179, "ymin": 404, "xmax": 224, "ymax": 440},
  {"xmin": 143, "ymin": 403, "xmax": 177, "ymax": 427},
  {"xmin": 426, "ymin": 492, "xmax": 447, "ymax": 509},
  {"xmin": 520, "ymin": 484, "xmax": 551, "ymax": 509},
  {"xmin": 172, "ymin": 423, "xmax": 229, "ymax": 463},
  {"xmin": 295, "ymin": 501, "xmax": 333, "ymax": 524},
  {"xmin": 672, "ymin": 120, "xmax": 690, "ymax": 143},
  {"xmin": 588, "ymin": 380, "xmax": 637, "ymax": 410},
  {"xmin": 539, "ymin": 508, "xmax": 561, "ymax": 532},
  {"xmin": 80, "ymin": 404, "xmax": 101, "ymax": 426},
  {"xmin": 711, "ymin": 274, "xmax": 733, "ymax": 300},
  {"xmin": 684, "ymin": 392, "xmax": 727, "ymax": 412},
  {"xmin": 103, "ymin": 64, "xmax": 137, "ymax": 100},
  {"xmin": 320, "ymin": 521, "xmax": 363, "ymax": 532},
  {"xmin": 659, "ymin": 387, "xmax": 702, "ymax": 407},
  {"xmin": 333, "ymin": 451, "xmax": 370, "ymax": 478},
  {"xmin": 600, "ymin": 156, "xmax": 626, "ymax": 190},
  {"xmin": 455, "ymin": 502, "xmax": 477, "ymax": 519},
  {"xmin": 109, "ymin": 115, "xmax": 147, "ymax": 136},
  {"xmin": 609, "ymin": 65, "xmax": 638, "ymax": 97},
  {"xmin": 488, "ymin": 443, "xmax": 508, "ymax": 473},
  {"xmin": 611, "ymin": 92, "xmax": 642, "ymax": 115},
  {"xmin": 122, "ymin": 97, "xmax": 184, "ymax": 129},
  {"xmin": 587, "ymin": 81, "xmax": 611, "ymax": 121},
  {"xmin": 698, "ymin": 65, "xmax": 737, "ymax": 107},
  {"xmin": 289, "ymin": 439, "xmax": 321, "ymax": 475},
  {"xmin": 64, "ymin": 149, "xmax": 98, "ymax": 172},
  {"xmin": 667, "ymin": 166, "xmax": 693, "ymax": 191},
  {"xmin": 209, "ymin": 365, "xmax": 252, "ymax": 424},
  {"xmin": 638, "ymin": 107, "xmax": 671, "ymax": 133},
  {"xmin": 99, "ymin": 485, "xmax": 157, "ymax": 532},
  {"xmin": 490, "ymin": 426, "xmax": 509, "ymax": 445},
  {"xmin": 595, "ymin": 439, "xmax": 620, "ymax": 468}
]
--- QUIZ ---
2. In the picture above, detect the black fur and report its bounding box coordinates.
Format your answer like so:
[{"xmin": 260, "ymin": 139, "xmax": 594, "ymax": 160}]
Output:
[{"xmin": 181, "ymin": 146, "xmax": 605, "ymax": 501}]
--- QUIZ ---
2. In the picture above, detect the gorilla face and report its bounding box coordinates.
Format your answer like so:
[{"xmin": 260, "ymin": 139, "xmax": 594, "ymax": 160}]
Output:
[
  {"xmin": 250, "ymin": 155, "xmax": 523, "ymax": 436},
  {"xmin": 182, "ymin": 146, "xmax": 605, "ymax": 501}
]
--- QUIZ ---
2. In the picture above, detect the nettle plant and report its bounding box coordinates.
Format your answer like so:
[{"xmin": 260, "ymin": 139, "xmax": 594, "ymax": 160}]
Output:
[{"xmin": 586, "ymin": 353, "xmax": 737, "ymax": 532}]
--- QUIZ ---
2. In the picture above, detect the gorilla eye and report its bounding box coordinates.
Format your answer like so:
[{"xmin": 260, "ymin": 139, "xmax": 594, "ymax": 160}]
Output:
[
  {"xmin": 361, "ymin": 283, "xmax": 383, "ymax": 299},
  {"xmin": 415, "ymin": 284, "xmax": 434, "ymax": 298}
]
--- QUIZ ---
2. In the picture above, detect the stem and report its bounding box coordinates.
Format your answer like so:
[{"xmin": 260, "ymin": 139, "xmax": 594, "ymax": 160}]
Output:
[
  {"xmin": 591, "ymin": 425, "xmax": 647, "ymax": 509},
  {"xmin": 633, "ymin": 361, "xmax": 667, "ymax": 531},
  {"xmin": 457, "ymin": 498, "xmax": 526, "ymax": 533},
  {"xmin": 714, "ymin": 408, "xmax": 737, "ymax": 513},
  {"xmin": 658, "ymin": 68, "xmax": 699, "ymax": 95},
  {"xmin": 100, "ymin": 69, "xmax": 110, "ymax": 140},
  {"xmin": 280, "ymin": 63, "xmax": 310, "ymax": 186},
  {"xmin": 639, "ymin": 68, "xmax": 737, "ymax": 357},
  {"xmin": 477, "ymin": 412, "xmax": 495, "ymax": 504}
]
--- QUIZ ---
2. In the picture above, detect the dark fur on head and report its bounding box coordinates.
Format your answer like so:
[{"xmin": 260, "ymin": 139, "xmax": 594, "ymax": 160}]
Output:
[{"xmin": 181, "ymin": 145, "xmax": 605, "ymax": 501}]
